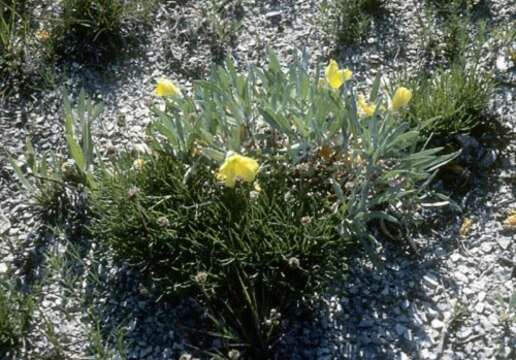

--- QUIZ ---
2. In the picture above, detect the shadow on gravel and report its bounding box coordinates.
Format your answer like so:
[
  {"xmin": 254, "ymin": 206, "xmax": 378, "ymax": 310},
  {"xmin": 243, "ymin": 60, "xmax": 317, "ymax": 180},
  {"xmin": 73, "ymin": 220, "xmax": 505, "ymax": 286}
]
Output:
[{"xmin": 276, "ymin": 240, "xmax": 442, "ymax": 359}]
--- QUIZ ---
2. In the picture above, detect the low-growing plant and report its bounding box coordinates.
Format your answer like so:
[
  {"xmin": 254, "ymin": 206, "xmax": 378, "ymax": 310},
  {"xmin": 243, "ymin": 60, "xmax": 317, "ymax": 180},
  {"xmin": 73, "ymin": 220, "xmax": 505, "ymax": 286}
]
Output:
[
  {"xmin": 0, "ymin": 277, "xmax": 33, "ymax": 354},
  {"xmin": 396, "ymin": 63, "xmax": 494, "ymax": 137},
  {"xmin": 321, "ymin": 0, "xmax": 387, "ymax": 45},
  {"xmin": 8, "ymin": 89, "xmax": 101, "ymax": 223},
  {"xmin": 87, "ymin": 54, "xmax": 455, "ymax": 356},
  {"xmin": 11, "ymin": 53, "xmax": 456, "ymax": 357},
  {"xmin": 0, "ymin": 0, "xmax": 30, "ymax": 94},
  {"xmin": 420, "ymin": 0, "xmax": 493, "ymax": 67},
  {"xmin": 429, "ymin": 0, "xmax": 489, "ymax": 19},
  {"xmin": 91, "ymin": 153, "xmax": 346, "ymax": 357},
  {"xmin": 203, "ymin": 0, "xmax": 243, "ymax": 60},
  {"xmin": 152, "ymin": 53, "xmax": 455, "ymax": 238},
  {"xmin": 51, "ymin": 0, "xmax": 154, "ymax": 62}
]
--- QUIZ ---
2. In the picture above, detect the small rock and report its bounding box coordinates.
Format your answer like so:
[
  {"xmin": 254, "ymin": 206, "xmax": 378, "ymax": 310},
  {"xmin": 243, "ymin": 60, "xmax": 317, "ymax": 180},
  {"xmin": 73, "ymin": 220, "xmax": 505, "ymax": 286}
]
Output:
[
  {"xmin": 475, "ymin": 302, "xmax": 485, "ymax": 313},
  {"xmin": 455, "ymin": 271, "xmax": 469, "ymax": 283},
  {"xmin": 0, "ymin": 211, "xmax": 10, "ymax": 234},
  {"xmin": 479, "ymin": 149, "xmax": 497, "ymax": 169},
  {"xmin": 480, "ymin": 242, "xmax": 494, "ymax": 254},
  {"xmin": 431, "ymin": 318, "xmax": 445, "ymax": 329},
  {"xmin": 497, "ymin": 236, "xmax": 511, "ymax": 250},
  {"xmin": 395, "ymin": 323, "xmax": 407, "ymax": 337},
  {"xmin": 265, "ymin": 11, "xmax": 282, "ymax": 22},
  {"xmin": 450, "ymin": 253, "xmax": 462, "ymax": 262},
  {"xmin": 458, "ymin": 327, "xmax": 473, "ymax": 340},
  {"xmin": 423, "ymin": 274, "xmax": 439, "ymax": 288},
  {"xmin": 139, "ymin": 346, "xmax": 153, "ymax": 358}
]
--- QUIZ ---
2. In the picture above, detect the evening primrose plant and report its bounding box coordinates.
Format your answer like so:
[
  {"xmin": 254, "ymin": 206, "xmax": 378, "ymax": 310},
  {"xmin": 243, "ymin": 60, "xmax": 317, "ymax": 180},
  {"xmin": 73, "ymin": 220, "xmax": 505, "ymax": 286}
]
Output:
[
  {"xmin": 90, "ymin": 54, "xmax": 455, "ymax": 357},
  {"xmin": 151, "ymin": 53, "xmax": 454, "ymax": 236}
]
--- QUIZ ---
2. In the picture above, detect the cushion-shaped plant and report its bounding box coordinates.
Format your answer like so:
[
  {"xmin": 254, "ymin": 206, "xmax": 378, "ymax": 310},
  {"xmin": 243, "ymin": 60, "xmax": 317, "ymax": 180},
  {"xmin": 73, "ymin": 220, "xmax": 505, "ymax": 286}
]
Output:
[{"xmin": 91, "ymin": 152, "xmax": 346, "ymax": 356}]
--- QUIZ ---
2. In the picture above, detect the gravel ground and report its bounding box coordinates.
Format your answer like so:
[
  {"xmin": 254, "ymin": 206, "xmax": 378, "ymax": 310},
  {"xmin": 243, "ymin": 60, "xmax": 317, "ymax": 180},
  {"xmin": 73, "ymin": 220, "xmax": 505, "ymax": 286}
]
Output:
[{"xmin": 0, "ymin": 0, "xmax": 515, "ymax": 359}]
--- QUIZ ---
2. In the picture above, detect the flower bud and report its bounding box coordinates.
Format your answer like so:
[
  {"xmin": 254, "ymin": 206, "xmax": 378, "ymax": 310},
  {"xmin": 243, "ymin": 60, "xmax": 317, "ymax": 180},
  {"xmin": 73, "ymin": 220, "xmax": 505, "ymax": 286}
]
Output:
[
  {"xmin": 127, "ymin": 186, "xmax": 140, "ymax": 199},
  {"xmin": 194, "ymin": 271, "xmax": 208, "ymax": 285},
  {"xmin": 157, "ymin": 216, "xmax": 170, "ymax": 228},
  {"xmin": 288, "ymin": 257, "xmax": 301, "ymax": 269},
  {"xmin": 228, "ymin": 350, "xmax": 241, "ymax": 360},
  {"xmin": 391, "ymin": 87, "xmax": 412, "ymax": 111},
  {"xmin": 301, "ymin": 216, "xmax": 311, "ymax": 225}
]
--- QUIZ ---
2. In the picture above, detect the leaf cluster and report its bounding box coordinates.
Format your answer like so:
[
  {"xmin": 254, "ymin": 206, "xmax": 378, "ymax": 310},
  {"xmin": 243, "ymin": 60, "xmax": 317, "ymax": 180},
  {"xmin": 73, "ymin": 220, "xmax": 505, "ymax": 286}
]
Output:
[
  {"xmin": 320, "ymin": 0, "xmax": 387, "ymax": 45},
  {"xmin": 0, "ymin": 0, "xmax": 31, "ymax": 93},
  {"xmin": 0, "ymin": 277, "xmax": 33, "ymax": 354},
  {"xmin": 152, "ymin": 53, "xmax": 455, "ymax": 244},
  {"xmin": 51, "ymin": 0, "xmax": 154, "ymax": 62},
  {"xmin": 8, "ymin": 89, "xmax": 100, "ymax": 223},
  {"xmin": 399, "ymin": 64, "xmax": 493, "ymax": 137},
  {"xmin": 90, "ymin": 153, "xmax": 346, "ymax": 357}
]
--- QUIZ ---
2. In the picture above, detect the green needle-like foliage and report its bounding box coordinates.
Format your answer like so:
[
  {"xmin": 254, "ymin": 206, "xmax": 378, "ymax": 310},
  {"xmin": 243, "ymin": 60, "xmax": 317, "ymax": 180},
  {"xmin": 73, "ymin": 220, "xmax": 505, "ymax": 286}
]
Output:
[
  {"xmin": 400, "ymin": 64, "xmax": 494, "ymax": 137},
  {"xmin": 91, "ymin": 153, "xmax": 346, "ymax": 357},
  {"xmin": 0, "ymin": 278, "xmax": 33, "ymax": 354}
]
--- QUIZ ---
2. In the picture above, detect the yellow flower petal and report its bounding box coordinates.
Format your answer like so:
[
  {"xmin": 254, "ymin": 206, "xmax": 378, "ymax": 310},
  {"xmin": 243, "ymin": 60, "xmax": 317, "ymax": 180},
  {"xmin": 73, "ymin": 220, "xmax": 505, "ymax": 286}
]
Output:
[
  {"xmin": 503, "ymin": 211, "xmax": 516, "ymax": 228},
  {"xmin": 325, "ymin": 60, "xmax": 351, "ymax": 90},
  {"xmin": 216, "ymin": 154, "xmax": 259, "ymax": 188},
  {"xmin": 459, "ymin": 218, "xmax": 473, "ymax": 238},
  {"xmin": 155, "ymin": 78, "xmax": 181, "ymax": 97},
  {"xmin": 391, "ymin": 87, "xmax": 412, "ymax": 111},
  {"xmin": 339, "ymin": 68, "xmax": 353, "ymax": 82},
  {"xmin": 132, "ymin": 158, "xmax": 145, "ymax": 171},
  {"xmin": 35, "ymin": 30, "xmax": 50, "ymax": 42},
  {"xmin": 357, "ymin": 94, "xmax": 376, "ymax": 117}
]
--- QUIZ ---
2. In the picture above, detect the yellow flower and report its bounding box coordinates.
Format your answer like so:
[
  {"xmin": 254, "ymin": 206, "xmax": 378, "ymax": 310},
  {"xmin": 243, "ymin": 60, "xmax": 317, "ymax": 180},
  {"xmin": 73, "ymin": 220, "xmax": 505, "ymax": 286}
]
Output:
[
  {"xmin": 35, "ymin": 30, "xmax": 50, "ymax": 42},
  {"xmin": 155, "ymin": 78, "xmax": 181, "ymax": 97},
  {"xmin": 357, "ymin": 94, "xmax": 376, "ymax": 117},
  {"xmin": 459, "ymin": 218, "xmax": 473, "ymax": 238},
  {"xmin": 391, "ymin": 87, "xmax": 412, "ymax": 111},
  {"xmin": 216, "ymin": 154, "xmax": 259, "ymax": 188},
  {"xmin": 325, "ymin": 59, "xmax": 352, "ymax": 90},
  {"xmin": 132, "ymin": 158, "xmax": 145, "ymax": 171},
  {"xmin": 503, "ymin": 210, "xmax": 516, "ymax": 229}
]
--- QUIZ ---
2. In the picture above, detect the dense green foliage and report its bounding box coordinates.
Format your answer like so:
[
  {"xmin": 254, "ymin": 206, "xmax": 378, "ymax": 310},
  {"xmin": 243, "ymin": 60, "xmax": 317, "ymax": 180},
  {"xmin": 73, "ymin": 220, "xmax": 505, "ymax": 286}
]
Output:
[
  {"xmin": 82, "ymin": 54, "xmax": 455, "ymax": 355},
  {"xmin": 0, "ymin": 0, "xmax": 30, "ymax": 92},
  {"xmin": 321, "ymin": 0, "xmax": 387, "ymax": 45},
  {"xmin": 8, "ymin": 52, "xmax": 468, "ymax": 357},
  {"xmin": 91, "ymin": 153, "xmax": 345, "ymax": 356},
  {"xmin": 400, "ymin": 64, "xmax": 493, "ymax": 137},
  {"xmin": 0, "ymin": 279, "xmax": 33, "ymax": 354},
  {"xmin": 152, "ymin": 54, "xmax": 455, "ymax": 243},
  {"xmin": 8, "ymin": 90, "xmax": 101, "ymax": 223},
  {"xmin": 52, "ymin": 0, "xmax": 153, "ymax": 61}
]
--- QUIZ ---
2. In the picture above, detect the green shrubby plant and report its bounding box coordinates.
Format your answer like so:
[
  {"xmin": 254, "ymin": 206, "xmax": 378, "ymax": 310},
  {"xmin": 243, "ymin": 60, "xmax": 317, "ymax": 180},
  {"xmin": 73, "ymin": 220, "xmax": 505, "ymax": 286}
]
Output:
[
  {"xmin": 420, "ymin": 0, "xmax": 493, "ymax": 67},
  {"xmin": 0, "ymin": 0, "xmax": 30, "ymax": 92},
  {"xmin": 11, "ymin": 53, "xmax": 456, "ymax": 357},
  {"xmin": 396, "ymin": 64, "xmax": 494, "ymax": 137},
  {"xmin": 0, "ymin": 0, "xmax": 58, "ymax": 95},
  {"xmin": 88, "ymin": 54, "xmax": 455, "ymax": 356},
  {"xmin": 52, "ymin": 0, "xmax": 154, "ymax": 61},
  {"xmin": 321, "ymin": 0, "xmax": 387, "ymax": 45},
  {"xmin": 152, "ymin": 53, "xmax": 454, "ymax": 240},
  {"xmin": 91, "ymin": 152, "xmax": 345, "ymax": 356},
  {"xmin": 8, "ymin": 89, "xmax": 100, "ymax": 223},
  {"xmin": 203, "ymin": 0, "xmax": 243, "ymax": 60},
  {"xmin": 0, "ymin": 277, "xmax": 33, "ymax": 354}
]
